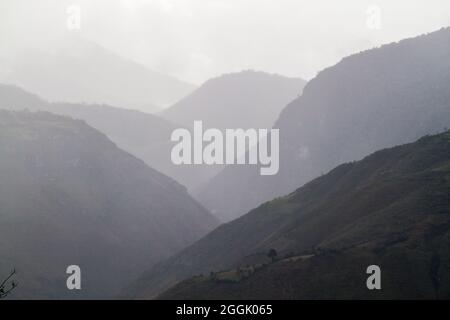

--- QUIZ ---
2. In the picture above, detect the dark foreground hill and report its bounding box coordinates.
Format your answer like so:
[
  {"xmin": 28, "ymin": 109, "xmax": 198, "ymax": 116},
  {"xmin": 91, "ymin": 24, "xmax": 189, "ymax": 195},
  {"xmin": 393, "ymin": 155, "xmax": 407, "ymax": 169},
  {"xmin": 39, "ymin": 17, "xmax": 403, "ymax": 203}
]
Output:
[
  {"xmin": 198, "ymin": 27, "xmax": 450, "ymax": 222},
  {"xmin": 0, "ymin": 110, "xmax": 218, "ymax": 299},
  {"xmin": 128, "ymin": 131, "xmax": 450, "ymax": 299}
]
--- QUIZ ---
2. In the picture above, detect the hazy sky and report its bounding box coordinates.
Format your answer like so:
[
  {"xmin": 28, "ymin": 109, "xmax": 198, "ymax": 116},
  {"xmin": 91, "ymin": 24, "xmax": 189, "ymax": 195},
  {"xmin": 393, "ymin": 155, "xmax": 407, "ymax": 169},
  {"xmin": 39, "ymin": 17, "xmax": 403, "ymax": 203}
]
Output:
[{"xmin": 1, "ymin": 0, "xmax": 450, "ymax": 84}]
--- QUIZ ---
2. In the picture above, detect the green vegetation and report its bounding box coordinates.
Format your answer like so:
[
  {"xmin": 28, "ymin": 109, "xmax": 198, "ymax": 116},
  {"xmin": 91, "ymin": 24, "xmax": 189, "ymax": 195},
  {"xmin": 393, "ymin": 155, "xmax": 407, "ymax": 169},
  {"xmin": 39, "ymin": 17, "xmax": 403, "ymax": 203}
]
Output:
[{"xmin": 129, "ymin": 130, "xmax": 450, "ymax": 299}]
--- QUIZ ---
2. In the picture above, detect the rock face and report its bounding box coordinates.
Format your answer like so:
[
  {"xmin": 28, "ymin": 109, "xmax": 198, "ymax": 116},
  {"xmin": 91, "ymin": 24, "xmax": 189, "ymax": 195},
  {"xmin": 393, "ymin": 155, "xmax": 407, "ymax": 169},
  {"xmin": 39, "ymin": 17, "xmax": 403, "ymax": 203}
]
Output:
[
  {"xmin": 0, "ymin": 110, "xmax": 218, "ymax": 299},
  {"xmin": 198, "ymin": 27, "xmax": 450, "ymax": 222}
]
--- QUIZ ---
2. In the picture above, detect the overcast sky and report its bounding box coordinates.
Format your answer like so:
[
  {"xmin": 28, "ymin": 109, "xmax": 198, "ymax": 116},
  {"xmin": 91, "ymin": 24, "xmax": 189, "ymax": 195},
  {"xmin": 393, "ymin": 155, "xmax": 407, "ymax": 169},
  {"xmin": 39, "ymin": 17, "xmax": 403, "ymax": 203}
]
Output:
[{"xmin": 1, "ymin": 0, "xmax": 450, "ymax": 84}]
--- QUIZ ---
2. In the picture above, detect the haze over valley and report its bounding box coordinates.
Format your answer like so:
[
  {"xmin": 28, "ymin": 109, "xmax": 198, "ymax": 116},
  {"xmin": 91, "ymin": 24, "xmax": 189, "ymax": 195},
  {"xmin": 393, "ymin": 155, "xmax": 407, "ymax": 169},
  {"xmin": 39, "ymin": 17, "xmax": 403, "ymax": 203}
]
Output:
[{"xmin": 1, "ymin": 0, "xmax": 450, "ymax": 300}]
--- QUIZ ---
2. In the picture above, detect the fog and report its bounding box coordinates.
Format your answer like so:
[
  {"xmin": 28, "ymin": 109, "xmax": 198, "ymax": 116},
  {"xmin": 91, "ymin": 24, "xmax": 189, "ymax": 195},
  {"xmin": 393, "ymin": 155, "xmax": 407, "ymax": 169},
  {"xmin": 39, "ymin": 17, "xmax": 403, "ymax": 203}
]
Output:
[
  {"xmin": 1, "ymin": 0, "xmax": 450, "ymax": 84},
  {"xmin": 2, "ymin": 0, "xmax": 450, "ymax": 300}
]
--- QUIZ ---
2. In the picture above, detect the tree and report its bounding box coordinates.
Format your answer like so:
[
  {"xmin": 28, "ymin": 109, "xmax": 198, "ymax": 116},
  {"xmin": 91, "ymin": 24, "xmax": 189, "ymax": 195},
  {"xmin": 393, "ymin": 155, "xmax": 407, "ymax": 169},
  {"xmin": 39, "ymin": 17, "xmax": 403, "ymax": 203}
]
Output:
[
  {"xmin": 0, "ymin": 269, "xmax": 17, "ymax": 299},
  {"xmin": 267, "ymin": 249, "xmax": 278, "ymax": 262}
]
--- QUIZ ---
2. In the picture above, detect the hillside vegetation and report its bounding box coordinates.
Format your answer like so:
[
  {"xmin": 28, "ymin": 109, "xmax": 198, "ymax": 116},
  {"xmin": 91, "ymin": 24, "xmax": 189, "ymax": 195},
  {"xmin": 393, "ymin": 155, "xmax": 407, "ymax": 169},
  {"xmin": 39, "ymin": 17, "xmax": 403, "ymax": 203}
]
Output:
[{"xmin": 128, "ymin": 131, "xmax": 450, "ymax": 299}]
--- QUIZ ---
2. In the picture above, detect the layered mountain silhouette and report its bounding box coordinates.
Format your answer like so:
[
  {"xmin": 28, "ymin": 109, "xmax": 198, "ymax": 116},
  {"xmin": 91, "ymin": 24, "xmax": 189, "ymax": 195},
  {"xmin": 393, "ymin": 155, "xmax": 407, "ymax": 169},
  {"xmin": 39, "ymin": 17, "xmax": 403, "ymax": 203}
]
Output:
[
  {"xmin": 160, "ymin": 70, "xmax": 304, "ymax": 189},
  {"xmin": 0, "ymin": 70, "xmax": 304, "ymax": 192},
  {"xmin": 0, "ymin": 110, "xmax": 218, "ymax": 299},
  {"xmin": 197, "ymin": 27, "xmax": 450, "ymax": 222},
  {"xmin": 161, "ymin": 70, "xmax": 305, "ymax": 130},
  {"xmin": 0, "ymin": 36, "xmax": 195, "ymax": 113},
  {"xmin": 0, "ymin": 84, "xmax": 199, "ymax": 191},
  {"xmin": 127, "ymin": 131, "xmax": 450, "ymax": 299}
]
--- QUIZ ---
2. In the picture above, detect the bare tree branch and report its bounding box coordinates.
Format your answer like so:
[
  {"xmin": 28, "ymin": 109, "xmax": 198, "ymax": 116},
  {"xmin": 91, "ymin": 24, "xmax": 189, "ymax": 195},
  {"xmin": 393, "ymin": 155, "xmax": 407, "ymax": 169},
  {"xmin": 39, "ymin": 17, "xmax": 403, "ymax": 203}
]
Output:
[{"xmin": 0, "ymin": 269, "xmax": 17, "ymax": 299}]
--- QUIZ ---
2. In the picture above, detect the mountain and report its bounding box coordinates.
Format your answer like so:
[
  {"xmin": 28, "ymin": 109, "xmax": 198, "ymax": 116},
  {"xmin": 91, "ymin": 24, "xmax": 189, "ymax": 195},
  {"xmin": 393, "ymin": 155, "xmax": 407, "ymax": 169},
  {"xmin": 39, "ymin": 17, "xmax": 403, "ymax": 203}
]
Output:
[
  {"xmin": 0, "ymin": 84, "xmax": 203, "ymax": 191},
  {"xmin": 0, "ymin": 70, "xmax": 305, "ymax": 192},
  {"xmin": 0, "ymin": 36, "xmax": 195, "ymax": 113},
  {"xmin": 160, "ymin": 70, "xmax": 305, "ymax": 189},
  {"xmin": 0, "ymin": 110, "xmax": 218, "ymax": 299},
  {"xmin": 197, "ymin": 27, "xmax": 450, "ymax": 222},
  {"xmin": 127, "ymin": 131, "xmax": 450, "ymax": 299},
  {"xmin": 161, "ymin": 70, "xmax": 305, "ymax": 129}
]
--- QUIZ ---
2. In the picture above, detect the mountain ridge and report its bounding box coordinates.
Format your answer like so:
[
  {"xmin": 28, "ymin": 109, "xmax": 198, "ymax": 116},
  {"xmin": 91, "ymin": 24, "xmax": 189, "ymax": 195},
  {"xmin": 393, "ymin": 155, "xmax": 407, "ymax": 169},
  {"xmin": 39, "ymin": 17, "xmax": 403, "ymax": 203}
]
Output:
[
  {"xmin": 197, "ymin": 27, "xmax": 450, "ymax": 222},
  {"xmin": 0, "ymin": 36, "xmax": 196, "ymax": 113},
  {"xmin": 161, "ymin": 70, "xmax": 305, "ymax": 130},
  {"xmin": 0, "ymin": 83, "xmax": 195, "ymax": 192},
  {"xmin": 159, "ymin": 70, "xmax": 305, "ymax": 190}
]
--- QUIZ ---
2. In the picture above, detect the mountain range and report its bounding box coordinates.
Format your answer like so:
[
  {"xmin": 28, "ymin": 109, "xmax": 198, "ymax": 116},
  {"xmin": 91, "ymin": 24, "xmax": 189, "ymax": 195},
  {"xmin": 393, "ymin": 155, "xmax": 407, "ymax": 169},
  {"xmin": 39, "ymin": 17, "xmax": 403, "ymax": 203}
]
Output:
[
  {"xmin": 1, "ymin": 26, "xmax": 450, "ymax": 301},
  {"xmin": 0, "ymin": 84, "xmax": 185, "ymax": 189},
  {"xmin": 197, "ymin": 27, "xmax": 450, "ymax": 222},
  {"xmin": 0, "ymin": 69, "xmax": 305, "ymax": 192},
  {"xmin": 160, "ymin": 70, "xmax": 305, "ymax": 189}
]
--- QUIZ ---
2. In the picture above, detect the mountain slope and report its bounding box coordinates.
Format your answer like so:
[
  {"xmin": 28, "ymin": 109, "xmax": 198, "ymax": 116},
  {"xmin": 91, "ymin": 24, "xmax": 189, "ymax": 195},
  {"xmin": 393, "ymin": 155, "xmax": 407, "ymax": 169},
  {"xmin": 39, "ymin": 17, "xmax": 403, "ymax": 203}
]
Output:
[
  {"xmin": 197, "ymin": 27, "xmax": 450, "ymax": 222},
  {"xmin": 0, "ymin": 110, "xmax": 218, "ymax": 299},
  {"xmin": 0, "ymin": 84, "xmax": 202, "ymax": 191},
  {"xmin": 0, "ymin": 36, "xmax": 195, "ymax": 112},
  {"xmin": 128, "ymin": 131, "xmax": 450, "ymax": 299},
  {"xmin": 161, "ymin": 70, "xmax": 305, "ymax": 130},
  {"xmin": 160, "ymin": 70, "xmax": 305, "ymax": 189}
]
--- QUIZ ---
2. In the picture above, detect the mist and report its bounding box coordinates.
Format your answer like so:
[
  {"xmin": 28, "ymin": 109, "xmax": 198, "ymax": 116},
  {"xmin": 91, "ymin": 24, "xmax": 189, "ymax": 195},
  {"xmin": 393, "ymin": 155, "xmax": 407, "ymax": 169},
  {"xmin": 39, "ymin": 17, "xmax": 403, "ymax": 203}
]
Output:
[
  {"xmin": 2, "ymin": 0, "xmax": 450, "ymax": 84},
  {"xmin": 1, "ymin": 0, "xmax": 450, "ymax": 301}
]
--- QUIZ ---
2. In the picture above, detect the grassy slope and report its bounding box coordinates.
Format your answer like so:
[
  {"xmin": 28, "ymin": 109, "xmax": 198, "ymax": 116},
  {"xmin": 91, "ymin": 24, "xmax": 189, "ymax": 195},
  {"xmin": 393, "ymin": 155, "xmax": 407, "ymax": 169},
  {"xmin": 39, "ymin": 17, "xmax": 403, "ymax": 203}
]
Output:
[{"xmin": 130, "ymin": 131, "xmax": 450, "ymax": 299}]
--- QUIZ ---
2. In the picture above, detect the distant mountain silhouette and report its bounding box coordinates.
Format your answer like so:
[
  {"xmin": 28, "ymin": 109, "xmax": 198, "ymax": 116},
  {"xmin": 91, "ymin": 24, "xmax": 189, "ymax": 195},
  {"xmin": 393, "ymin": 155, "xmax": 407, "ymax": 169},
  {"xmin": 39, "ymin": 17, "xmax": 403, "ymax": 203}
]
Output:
[
  {"xmin": 197, "ymin": 27, "xmax": 450, "ymax": 222},
  {"xmin": 0, "ymin": 70, "xmax": 305, "ymax": 192},
  {"xmin": 160, "ymin": 70, "xmax": 305, "ymax": 189},
  {"xmin": 0, "ymin": 84, "xmax": 201, "ymax": 191},
  {"xmin": 161, "ymin": 70, "xmax": 305, "ymax": 129},
  {"xmin": 127, "ymin": 131, "xmax": 450, "ymax": 299},
  {"xmin": 0, "ymin": 36, "xmax": 195, "ymax": 113},
  {"xmin": 0, "ymin": 110, "xmax": 218, "ymax": 299}
]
